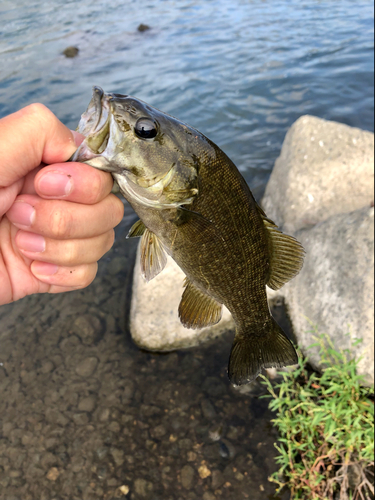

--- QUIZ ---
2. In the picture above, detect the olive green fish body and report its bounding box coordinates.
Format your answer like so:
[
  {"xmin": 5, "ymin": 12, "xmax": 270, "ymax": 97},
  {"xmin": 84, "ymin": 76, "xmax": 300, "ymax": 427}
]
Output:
[{"xmin": 72, "ymin": 87, "xmax": 304, "ymax": 385}]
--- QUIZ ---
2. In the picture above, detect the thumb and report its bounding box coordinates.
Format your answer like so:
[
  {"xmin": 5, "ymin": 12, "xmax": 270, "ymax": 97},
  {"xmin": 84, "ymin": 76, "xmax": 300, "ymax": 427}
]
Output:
[{"xmin": 0, "ymin": 103, "xmax": 83, "ymax": 188}]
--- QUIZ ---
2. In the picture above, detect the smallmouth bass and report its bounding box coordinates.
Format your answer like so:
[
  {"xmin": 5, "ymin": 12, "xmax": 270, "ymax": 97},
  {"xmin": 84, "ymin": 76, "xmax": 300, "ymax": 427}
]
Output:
[{"xmin": 72, "ymin": 87, "xmax": 305, "ymax": 385}]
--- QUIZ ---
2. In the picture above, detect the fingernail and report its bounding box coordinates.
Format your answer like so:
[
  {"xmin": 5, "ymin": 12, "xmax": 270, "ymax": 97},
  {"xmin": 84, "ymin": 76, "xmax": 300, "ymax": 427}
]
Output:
[
  {"xmin": 32, "ymin": 262, "xmax": 58, "ymax": 276},
  {"xmin": 16, "ymin": 232, "xmax": 45, "ymax": 253},
  {"xmin": 71, "ymin": 130, "xmax": 85, "ymax": 147},
  {"xmin": 38, "ymin": 172, "xmax": 73, "ymax": 197},
  {"xmin": 7, "ymin": 202, "xmax": 35, "ymax": 227}
]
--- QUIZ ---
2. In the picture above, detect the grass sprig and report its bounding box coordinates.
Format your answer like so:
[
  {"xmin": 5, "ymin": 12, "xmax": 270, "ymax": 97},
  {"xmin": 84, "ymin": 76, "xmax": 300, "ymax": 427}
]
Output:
[{"xmin": 261, "ymin": 331, "xmax": 374, "ymax": 500}]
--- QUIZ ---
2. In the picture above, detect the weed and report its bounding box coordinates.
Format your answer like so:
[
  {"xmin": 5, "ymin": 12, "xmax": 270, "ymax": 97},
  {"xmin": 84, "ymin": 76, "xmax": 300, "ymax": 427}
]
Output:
[{"xmin": 261, "ymin": 331, "xmax": 374, "ymax": 500}]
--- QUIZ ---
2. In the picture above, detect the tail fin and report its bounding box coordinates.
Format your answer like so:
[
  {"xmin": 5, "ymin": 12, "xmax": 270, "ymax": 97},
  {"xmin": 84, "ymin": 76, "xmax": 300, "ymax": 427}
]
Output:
[{"xmin": 228, "ymin": 318, "xmax": 298, "ymax": 386}]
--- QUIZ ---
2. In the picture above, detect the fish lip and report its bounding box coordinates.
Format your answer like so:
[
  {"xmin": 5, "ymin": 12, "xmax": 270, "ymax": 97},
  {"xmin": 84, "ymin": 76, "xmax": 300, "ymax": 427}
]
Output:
[
  {"xmin": 91, "ymin": 86, "xmax": 104, "ymax": 131},
  {"xmin": 72, "ymin": 87, "xmax": 111, "ymax": 161}
]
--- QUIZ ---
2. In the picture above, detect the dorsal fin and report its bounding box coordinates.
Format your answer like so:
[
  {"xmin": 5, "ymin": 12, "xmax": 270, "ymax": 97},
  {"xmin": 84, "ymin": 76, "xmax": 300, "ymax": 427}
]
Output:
[
  {"xmin": 127, "ymin": 219, "xmax": 146, "ymax": 238},
  {"xmin": 140, "ymin": 228, "xmax": 168, "ymax": 282},
  {"xmin": 179, "ymin": 278, "xmax": 222, "ymax": 329},
  {"xmin": 261, "ymin": 215, "xmax": 305, "ymax": 290}
]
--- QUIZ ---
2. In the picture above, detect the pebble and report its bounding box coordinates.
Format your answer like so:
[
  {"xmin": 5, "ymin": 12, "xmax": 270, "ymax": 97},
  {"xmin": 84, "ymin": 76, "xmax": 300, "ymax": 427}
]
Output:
[
  {"xmin": 198, "ymin": 464, "xmax": 211, "ymax": 479},
  {"xmin": 202, "ymin": 492, "xmax": 216, "ymax": 500},
  {"xmin": 118, "ymin": 485, "xmax": 130, "ymax": 495},
  {"xmin": 72, "ymin": 315, "xmax": 102, "ymax": 345},
  {"xmin": 151, "ymin": 424, "xmax": 166, "ymax": 439},
  {"xmin": 72, "ymin": 413, "xmax": 89, "ymax": 426},
  {"xmin": 75, "ymin": 357, "xmax": 98, "ymax": 377},
  {"xmin": 211, "ymin": 470, "xmax": 225, "ymax": 489},
  {"xmin": 180, "ymin": 465, "xmax": 195, "ymax": 489},
  {"xmin": 133, "ymin": 478, "xmax": 154, "ymax": 498},
  {"xmin": 202, "ymin": 377, "xmax": 227, "ymax": 397},
  {"xmin": 178, "ymin": 438, "xmax": 192, "ymax": 450},
  {"xmin": 200, "ymin": 399, "xmax": 217, "ymax": 419},
  {"xmin": 78, "ymin": 395, "xmax": 97, "ymax": 412},
  {"xmin": 137, "ymin": 23, "xmax": 150, "ymax": 32},
  {"xmin": 63, "ymin": 46, "xmax": 79, "ymax": 58},
  {"xmin": 40, "ymin": 360, "xmax": 55, "ymax": 374},
  {"xmin": 110, "ymin": 448, "xmax": 125, "ymax": 466},
  {"xmin": 46, "ymin": 467, "xmax": 60, "ymax": 481}
]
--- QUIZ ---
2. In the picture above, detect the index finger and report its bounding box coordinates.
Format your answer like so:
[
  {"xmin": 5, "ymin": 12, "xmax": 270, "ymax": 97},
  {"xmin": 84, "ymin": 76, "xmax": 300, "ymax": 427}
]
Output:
[{"xmin": 0, "ymin": 103, "xmax": 79, "ymax": 188}]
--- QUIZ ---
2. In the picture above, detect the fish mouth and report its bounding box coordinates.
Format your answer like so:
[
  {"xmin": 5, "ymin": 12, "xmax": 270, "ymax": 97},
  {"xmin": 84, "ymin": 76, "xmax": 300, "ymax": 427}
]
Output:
[
  {"xmin": 84, "ymin": 86, "xmax": 111, "ymax": 154},
  {"xmin": 71, "ymin": 86, "xmax": 111, "ymax": 163}
]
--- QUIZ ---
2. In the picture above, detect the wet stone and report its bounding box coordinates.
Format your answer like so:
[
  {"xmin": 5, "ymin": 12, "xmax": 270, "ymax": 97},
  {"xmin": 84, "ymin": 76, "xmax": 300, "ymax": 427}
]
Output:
[
  {"xmin": 45, "ymin": 408, "xmax": 70, "ymax": 427},
  {"xmin": 180, "ymin": 465, "xmax": 195, "ymax": 489},
  {"xmin": 202, "ymin": 492, "xmax": 216, "ymax": 500},
  {"xmin": 40, "ymin": 360, "xmax": 55, "ymax": 374},
  {"xmin": 72, "ymin": 315, "xmax": 102, "ymax": 345},
  {"xmin": 110, "ymin": 447, "xmax": 125, "ymax": 466},
  {"xmin": 75, "ymin": 357, "xmax": 99, "ymax": 377},
  {"xmin": 63, "ymin": 46, "xmax": 79, "ymax": 58},
  {"xmin": 202, "ymin": 377, "xmax": 227, "ymax": 397},
  {"xmin": 59, "ymin": 334, "xmax": 81, "ymax": 352},
  {"xmin": 78, "ymin": 395, "xmax": 97, "ymax": 412},
  {"xmin": 211, "ymin": 469, "xmax": 225, "ymax": 489},
  {"xmin": 133, "ymin": 478, "xmax": 154, "ymax": 498},
  {"xmin": 98, "ymin": 408, "xmax": 110, "ymax": 422},
  {"xmin": 72, "ymin": 412, "xmax": 89, "ymax": 426},
  {"xmin": 137, "ymin": 23, "xmax": 150, "ymax": 32},
  {"xmin": 178, "ymin": 438, "xmax": 192, "ymax": 450},
  {"xmin": 107, "ymin": 256, "xmax": 128, "ymax": 276},
  {"xmin": 151, "ymin": 424, "xmax": 166, "ymax": 439},
  {"xmin": 200, "ymin": 399, "xmax": 217, "ymax": 419}
]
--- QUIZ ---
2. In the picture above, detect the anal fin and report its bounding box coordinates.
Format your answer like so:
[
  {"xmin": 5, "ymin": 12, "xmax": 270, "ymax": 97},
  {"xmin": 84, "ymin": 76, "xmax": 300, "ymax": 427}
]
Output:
[{"xmin": 179, "ymin": 278, "xmax": 222, "ymax": 329}]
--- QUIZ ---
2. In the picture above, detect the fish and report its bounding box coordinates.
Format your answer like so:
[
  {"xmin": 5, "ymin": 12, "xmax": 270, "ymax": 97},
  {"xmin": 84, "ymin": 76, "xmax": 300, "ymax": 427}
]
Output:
[{"xmin": 71, "ymin": 86, "xmax": 305, "ymax": 385}]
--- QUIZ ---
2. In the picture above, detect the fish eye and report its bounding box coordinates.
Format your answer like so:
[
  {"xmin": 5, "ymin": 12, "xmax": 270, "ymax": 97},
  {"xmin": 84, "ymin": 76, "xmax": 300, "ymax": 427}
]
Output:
[{"xmin": 134, "ymin": 118, "xmax": 157, "ymax": 139}]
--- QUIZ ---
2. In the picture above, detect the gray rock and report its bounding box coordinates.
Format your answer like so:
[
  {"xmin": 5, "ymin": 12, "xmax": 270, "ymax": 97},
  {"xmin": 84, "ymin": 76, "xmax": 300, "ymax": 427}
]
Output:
[
  {"xmin": 130, "ymin": 251, "xmax": 234, "ymax": 351},
  {"xmin": 262, "ymin": 115, "xmax": 374, "ymax": 233},
  {"xmin": 282, "ymin": 207, "xmax": 374, "ymax": 385},
  {"xmin": 263, "ymin": 116, "xmax": 374, "ymax": 386}
]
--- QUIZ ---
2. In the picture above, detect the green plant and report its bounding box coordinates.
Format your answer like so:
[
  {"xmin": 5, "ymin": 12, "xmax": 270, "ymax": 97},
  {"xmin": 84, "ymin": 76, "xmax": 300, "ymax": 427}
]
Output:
[{"xmin": 261, "ymin": 331, "xmax": 374, "ymax": 500}]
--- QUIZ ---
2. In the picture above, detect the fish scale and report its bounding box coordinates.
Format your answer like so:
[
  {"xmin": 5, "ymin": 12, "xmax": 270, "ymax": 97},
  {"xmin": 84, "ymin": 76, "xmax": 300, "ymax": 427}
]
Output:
[{"xmin": 72, "ymin": 86, "xmax": 305, "ymax": 385}]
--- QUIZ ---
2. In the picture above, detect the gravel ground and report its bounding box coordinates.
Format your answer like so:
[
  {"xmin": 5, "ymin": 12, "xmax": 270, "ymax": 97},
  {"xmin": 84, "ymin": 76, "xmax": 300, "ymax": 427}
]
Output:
[{"xmin": 0, "ymin": 204, "xmax": 290, "ymax": 500}]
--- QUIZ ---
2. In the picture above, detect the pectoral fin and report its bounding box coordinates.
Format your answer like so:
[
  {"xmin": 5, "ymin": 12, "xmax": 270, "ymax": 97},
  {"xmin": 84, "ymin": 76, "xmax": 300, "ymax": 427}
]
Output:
[
  {"xmin": 127, "ymin": 219, "xmax": 146, "ymax": 238},
  {"xmin": 179, "ymin": 278, "xmax": 222, "ymax": 329},
  {"xmin": 261, "ymin": 215, "xmax": 305, "ymax": 290},
  {"xmin": 140, "ymin": 228, "xmax": 168, "ymax": 282}
]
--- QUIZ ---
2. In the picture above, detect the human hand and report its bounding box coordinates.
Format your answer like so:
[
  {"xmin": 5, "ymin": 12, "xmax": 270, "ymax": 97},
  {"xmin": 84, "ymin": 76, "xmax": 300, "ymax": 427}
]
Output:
[{"xmin": 0, "ymin": 103, "xmax": 124, "ymax": 305}]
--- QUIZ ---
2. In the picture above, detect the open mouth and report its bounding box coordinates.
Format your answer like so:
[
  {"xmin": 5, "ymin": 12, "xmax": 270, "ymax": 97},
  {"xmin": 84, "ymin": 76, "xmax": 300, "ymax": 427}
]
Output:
[{"xmin": 75, "ymin": 86, "xmax": 111, "ymax": 155}]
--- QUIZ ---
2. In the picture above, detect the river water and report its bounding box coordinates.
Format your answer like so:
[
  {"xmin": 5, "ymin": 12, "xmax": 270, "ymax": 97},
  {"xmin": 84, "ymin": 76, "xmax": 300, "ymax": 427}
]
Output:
[
  {"xmin": 0, "ymin": 1, "xmax": 374, "ymax": 500},
  {"xmin": 0, "ymin": 0, "xmax": 374, "ymax": 197}
]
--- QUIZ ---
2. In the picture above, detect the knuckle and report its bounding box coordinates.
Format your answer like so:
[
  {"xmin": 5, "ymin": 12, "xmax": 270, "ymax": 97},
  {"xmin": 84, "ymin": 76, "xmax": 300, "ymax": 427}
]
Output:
[
  {"xmin": 64, "ymin": 241, "xmax": 79, "ymax": 266},
  {"xmin": 49, "ymin": 208, "xmax": 72, "ymax": 238},
  {"xmin": 21, "ymin": 103, "xmax": 51, "ymax": 122}
]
